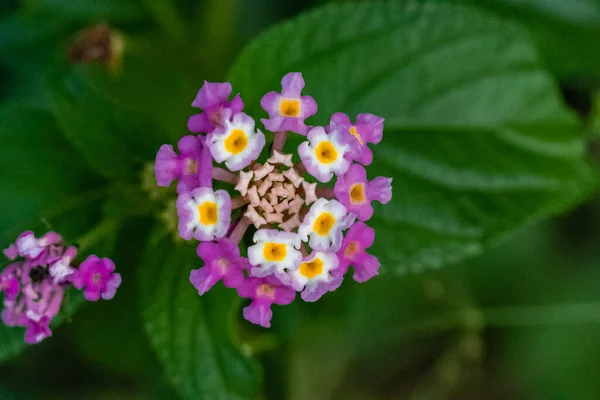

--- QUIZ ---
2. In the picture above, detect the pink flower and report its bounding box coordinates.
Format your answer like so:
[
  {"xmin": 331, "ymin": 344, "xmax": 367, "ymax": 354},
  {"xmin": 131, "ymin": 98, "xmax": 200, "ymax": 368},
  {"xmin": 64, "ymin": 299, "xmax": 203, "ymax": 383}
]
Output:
[
  {"xmin": 329, "ymin": 112, "xmax": 384, "ymax": 166},
  {"xmin": 261, "ymin": 73, "xmax": 317, "ymax": 135},
  {"xmin": 236, "ymin": 275, "xmax": 295, "ymax": 328},
  {"xmin": 155, "ymin": 135, "xmax": 212, "ymax": 194},
  {"xmin": 72, "ymin": 255, "xmax": 122, "ymax": 301},
  {"xmin": 336, "ymin": 222, "xmax": 380, "ymax": 283},
  {"xmin": 334, "ymin": 164, "xmax": 392, "ymax": 221},
  {"xmin": 188, "ymin": 81, "xmax": 244, "ymax": 134},
  {"xmin": 190, "ymin": 238, "xmax": 248, "ymax": 295}
]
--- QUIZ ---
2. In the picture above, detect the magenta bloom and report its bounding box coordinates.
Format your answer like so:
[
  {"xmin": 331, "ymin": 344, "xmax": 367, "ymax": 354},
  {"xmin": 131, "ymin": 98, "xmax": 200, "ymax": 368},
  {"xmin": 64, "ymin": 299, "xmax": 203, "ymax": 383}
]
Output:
[
  {"xmin": 188, "ymin": 81, "xmax": 244, "ymax": 134},
  {"xmin": 0, "ymin": 264, "xmax": 20, "ymax": 301},
  {"xmin": 260, "ymin": 72, "xmax": 317, "ymax": 135},
  {"xmin": 329, "ymin": 112, "xmax": 384, "ymax": 165},
  {"xmin": 237, "ymin": 275, "xmax": 296, "ymax": 328},
  {"xmin": 190, "ymin": 238, "xmax": 248, "ymax": 295},
  {"xmin": 334, "ymin": 164, "xmax": 392, "ymax": 221},
  {"xmin": 72, "ymin": 255, "xmax": 121, "ymax": 301},
  {"xmin": 155, "ymin": 135, "xmax": 212, "ymax": 194},
  {"xmin": 336, "ymin": 222, "xmax": 380, "ymax": 283}
]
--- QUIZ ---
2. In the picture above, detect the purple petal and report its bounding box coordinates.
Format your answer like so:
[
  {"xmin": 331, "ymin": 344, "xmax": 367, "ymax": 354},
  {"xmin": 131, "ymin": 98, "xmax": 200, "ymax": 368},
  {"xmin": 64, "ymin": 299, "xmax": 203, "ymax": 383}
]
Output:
[
  {"xmin": 155, "ymin": 145, "xmax": 180, "ymax": 187},
  {"xmin": 3, "ymin": 244, "xmax": 18, "ymax": 260},
  {"xmin": 243, "ymin": 300, "xmax": 273, "ymax": 328},
  {"xmin": 260, "ymin": 91, "xmax": 280, "ymax": 116},
  {"xmin": 273, "ymin": 285, "xmax": 296, "ymax": 305},
  {"xmin": 192, "ymin": 81, "xmax": 232, "ymax": 109},
  {"xmin": 188, "ymin": 113, "xmax": 212, "ymax": 134},
  {"xmin": 356, "ymin": 113, "xmax": 384, "ymax": 144},
  {"xmin": 300, "ymin": 281, "xmax": 329, "ymax": 302},
  {"xmin": 300, "ymin": 95, "xmax": 317, "ymax": 119},
  {"xmin": 281, "ymin": 72, "xmax": 305, "ymax": 97},
  {"xmin": 101, "ymin": 273, "xmax": 122, "ymax": 300},
  {"xmin": 353, "ymin": 254, "xmax": 380, "ymax": 283},
  {"xmin": 190, "ymin": 267, "xmax": 220, "ymax": 295},
  {"xmin": 368, "ymin": 177, "xmax": 393, "ymax": 204}
]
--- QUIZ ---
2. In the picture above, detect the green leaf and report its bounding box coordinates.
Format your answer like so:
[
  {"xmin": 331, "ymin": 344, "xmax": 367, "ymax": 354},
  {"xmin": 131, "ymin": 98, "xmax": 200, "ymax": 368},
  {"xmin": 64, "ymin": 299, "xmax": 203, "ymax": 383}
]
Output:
[
  {"xmin": 460, "ymin": 0, "xmax": 600, "ymax": 79},
  {"xmin": 227, "ymin": 0, "xmax": 597, "ymax": 273},
  {"xmin": 51, "ymin": 65, "xmax": 167, "ymax": 179},
  {"xmin": 139, "ymin": 230, "xmax": 262, "ymax": 400},
  {"xmin": 0, "ymin": 104, "xmax": 101, "ymax": 244}
]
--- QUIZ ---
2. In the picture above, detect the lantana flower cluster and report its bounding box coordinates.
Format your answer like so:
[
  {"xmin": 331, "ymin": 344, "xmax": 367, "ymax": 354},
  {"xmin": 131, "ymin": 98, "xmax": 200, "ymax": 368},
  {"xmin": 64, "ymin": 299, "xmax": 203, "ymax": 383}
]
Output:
[
  {"xmin": 1, "ymin": 231, "xmax": 121, "ymax": 344},
  {"xmin": 155, "ymin": 72, "xmax": 392, "ymax": 328}
]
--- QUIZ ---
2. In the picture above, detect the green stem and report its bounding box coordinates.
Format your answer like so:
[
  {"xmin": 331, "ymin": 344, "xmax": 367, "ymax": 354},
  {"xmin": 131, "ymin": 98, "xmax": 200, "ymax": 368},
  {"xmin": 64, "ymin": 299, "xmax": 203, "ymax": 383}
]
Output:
[{"xmin": 76, "ymin": 218, "xmax": 120, "ymax": 253}]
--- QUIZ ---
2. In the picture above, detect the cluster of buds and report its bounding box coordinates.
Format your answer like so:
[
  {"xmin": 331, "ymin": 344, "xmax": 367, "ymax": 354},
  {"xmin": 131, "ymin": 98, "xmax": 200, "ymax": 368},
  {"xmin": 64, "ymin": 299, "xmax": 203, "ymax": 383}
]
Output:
[
  {"xmin": 155, "ymin": 73, "xmax": 392, "ymax": 327},
  {"xmin": 1, "ymin": 231, "xmax": 121, "ymax": 344}
]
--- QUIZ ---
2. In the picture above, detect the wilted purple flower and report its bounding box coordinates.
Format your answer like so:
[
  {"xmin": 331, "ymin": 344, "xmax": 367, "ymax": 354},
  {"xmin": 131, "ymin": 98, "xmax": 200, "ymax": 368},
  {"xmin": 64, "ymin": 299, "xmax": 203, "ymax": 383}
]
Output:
[
  {"xmin": 155, "ymin": 135, "xmax": 212, "ymax": 193},
  {"xmin": 188, "ymin": 81, "xmax": 244, "ymax": 134},
  {"xmin": 190, "ymin": 238, "xmax": 248, "ymax": 295},
  {"xmin": 261, "ymin": 72, "xmax": 317, "ymax": 135},
  {"xmin": 334, "ymin": 164, "xmax": 392, "ymax": 221},
  {"xmin": 49, "ymin": 246, "xmax": 77, "ymax": 284},
  {"xmin": 336, "ymin": 222, "xmax": 380, "ymax": 283},
  {"xmin": 237, "ymin": 275, "xmax": 295, "ymax": 328},
  {"xmin": 71, "ymin": 255, "xmax": 121, "ymax": 301},
  {"xmin": 329, "ymin": 112, "xmax": 384, "ymax": 166}
]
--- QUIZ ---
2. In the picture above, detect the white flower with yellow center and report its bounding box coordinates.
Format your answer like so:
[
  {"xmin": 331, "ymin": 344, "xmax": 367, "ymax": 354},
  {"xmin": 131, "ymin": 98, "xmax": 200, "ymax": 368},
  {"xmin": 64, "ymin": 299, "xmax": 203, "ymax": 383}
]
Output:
[
  {"xmin": 291, "ymin": 251, "xmax": 339, "ymax": 302},
  {"xmin": 298, "ymin": 126, "xmax": 351, "ymax": 182},
  {"xmin": 176, "ymin": 187, "xmax": 231, "ymax": 241},
  {"xmin": 248, "ymin": 229, "xmax": 303, "ymax": 281},
  {"xmin": 298, "ymin": 199, "xmax": 355, "ymax": 251},
  {"xmin": 207, "ymin": 111, "xmax": 265, "ymax": 171}
]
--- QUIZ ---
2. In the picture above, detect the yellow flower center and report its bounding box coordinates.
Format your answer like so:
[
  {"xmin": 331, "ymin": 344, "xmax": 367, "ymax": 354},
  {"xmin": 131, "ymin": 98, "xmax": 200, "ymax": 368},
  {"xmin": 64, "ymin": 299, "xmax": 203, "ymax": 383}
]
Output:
[
  {"xmin": 198, "ymin": 201, "xmax": 218, "ymax": 225},
  {"xmin": 344, "ymin": 241, "xmax": 360, "ymax": 258},
  {"xmin": 315, "ymin": 141, "xmax": 338, "ymax": 164},
  {"xmin": 350, "ymin": 183, "xmax": 366, "ymax": 204},
  {"xmin": 299, "ymin": 257, "xmax": 324, "ymax": 279},
  {"xmin": 263, "ymin": 242, "xmax": 287, "ymax": 262},
  {"xmin": 313, "ymin": 212, "xmax": 336, "ymax": 236},
  {"xmin": 256, "ymin": 283, "xmax": 276, "ymax": 299},
  {"xmin": 279, "ymin": 98, "xmax": 301, "ymax": 117},
  {"xmin": 224, "ymin": 129, "xmax": 248, "ymax": 154},
  {"xmin": 349, "ymin": 126, "xmax": 364, "ymax": 145}
]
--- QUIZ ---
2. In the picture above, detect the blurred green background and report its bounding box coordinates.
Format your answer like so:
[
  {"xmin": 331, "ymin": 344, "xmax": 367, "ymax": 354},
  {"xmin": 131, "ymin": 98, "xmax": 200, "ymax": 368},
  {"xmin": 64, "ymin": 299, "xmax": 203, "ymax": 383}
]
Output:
[{"xmin": 2, "ymin": 0, "xmax": 600, "ymax": 399}]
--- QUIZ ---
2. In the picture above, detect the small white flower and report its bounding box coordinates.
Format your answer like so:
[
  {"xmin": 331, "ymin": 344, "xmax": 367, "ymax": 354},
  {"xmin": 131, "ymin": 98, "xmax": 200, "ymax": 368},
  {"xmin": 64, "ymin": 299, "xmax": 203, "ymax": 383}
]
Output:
[
  {"xmin": 298, "ymin": 199, "xmax": 355, "ymax": 251},
  {"xmin": 291, "ymin": 251, "xmax": 338, "ymax": 292},
  {"xmin": 248, "ymin": 229, "xmax": 303, "ymax": 282},
  {"xmin": 298, "ymin": 126, "xmax": 351, "ymax": 182},
  {"xmin": 177, "ymin": 187, "xmax": 231, "ymax": 241},
  {"xmin": 208, "ymin": 111, "xmax": 265, "ymax": 171}
]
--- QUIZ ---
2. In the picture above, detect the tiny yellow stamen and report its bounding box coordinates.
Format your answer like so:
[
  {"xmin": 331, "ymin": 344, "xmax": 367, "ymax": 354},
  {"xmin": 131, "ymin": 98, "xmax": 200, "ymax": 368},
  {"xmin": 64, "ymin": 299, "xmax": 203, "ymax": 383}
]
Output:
[
  {"xmin": 256, "ymin": 283, "xmax": 276, "ymax": 299},
  {"xmin": 224, "ymin": 129, "xmax": 248, "ymax": 154},
  {"xmin": 315, "ymin": 141, "xmax": 338, "ymax": 164},
  {"xmin": 279, "ymin": 98, "xmax": 301, "ymax": 117},
  {"xmin": 313, "ymin": 212, "xmax": 336, "ymax": 236},
  {"xmin": 349, "ymin": 126, "xmax": 364, "ymax": 145},
  {"xmin": 263, "ymin": 242, "xmax": 287, "ymax": 262},
  {"xmin": 344, "ymin": 241, "xmax": 360, "ymax": 258},
  {"xmin": 198, "ymin": 201, "xmax": 218, "ymax": 225},
  {"xmin": 299, "ymin": 258, "xmax": 324, "ymax": 279},
  {"xmin": 350, "ymin": 183, "xmax": 366, "ymax": 204}
]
